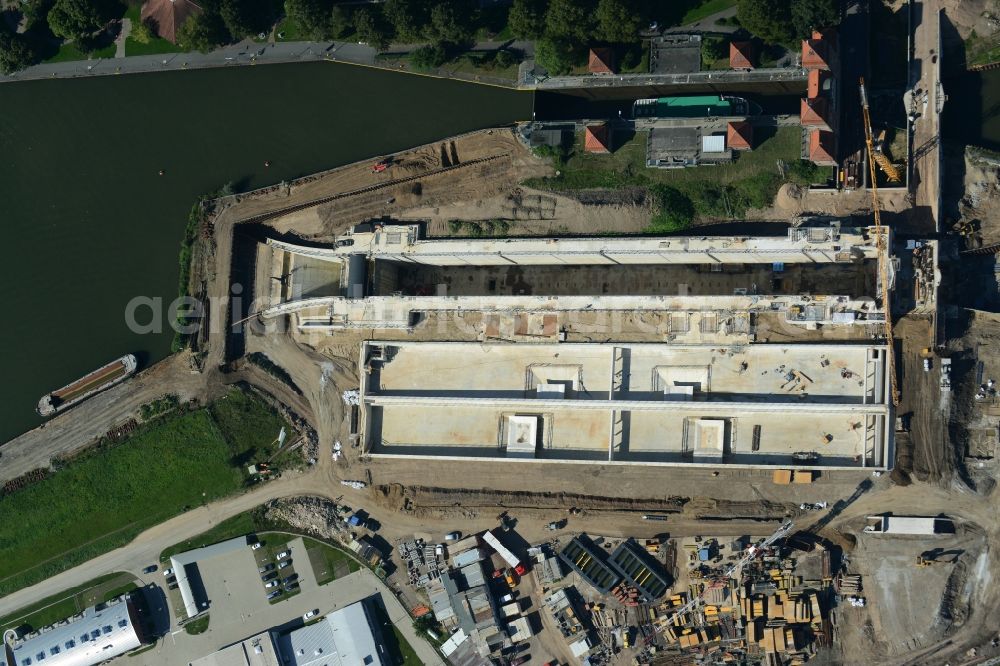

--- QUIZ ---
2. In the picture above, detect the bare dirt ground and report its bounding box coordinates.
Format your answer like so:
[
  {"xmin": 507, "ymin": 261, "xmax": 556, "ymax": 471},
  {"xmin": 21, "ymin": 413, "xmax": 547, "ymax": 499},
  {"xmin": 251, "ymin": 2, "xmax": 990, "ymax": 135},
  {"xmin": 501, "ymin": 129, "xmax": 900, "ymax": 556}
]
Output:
[
  {"xmin": 764, "ymin": 182, "xmax": 913, "ymax": 219},
  {"xmin": 403, "ymin": 186, "xmax": 654, "ymax": 237},
  {"xmin": 956, "ymin": 150, "xmax": 1000, "ymax": 246}
]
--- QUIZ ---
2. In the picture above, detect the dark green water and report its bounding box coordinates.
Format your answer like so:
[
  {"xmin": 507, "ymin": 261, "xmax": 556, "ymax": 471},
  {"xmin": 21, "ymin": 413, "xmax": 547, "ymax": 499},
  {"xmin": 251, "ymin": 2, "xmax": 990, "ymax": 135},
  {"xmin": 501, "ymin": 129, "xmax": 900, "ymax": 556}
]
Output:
[
  {"xmin": 0, "ymin": 62, "xmax": 530, "ymax": 444},
  {"xmin": 943, "ymin": 69, "xmax": 1000, "ymax": 150}
]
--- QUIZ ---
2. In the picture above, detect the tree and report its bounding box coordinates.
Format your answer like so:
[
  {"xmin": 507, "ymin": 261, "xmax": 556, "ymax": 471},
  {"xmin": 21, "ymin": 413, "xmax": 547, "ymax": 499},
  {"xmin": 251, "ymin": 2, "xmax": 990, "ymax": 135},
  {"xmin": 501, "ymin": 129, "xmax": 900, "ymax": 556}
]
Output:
[
  {"xmin": 329, "ymin": 4, "xmax": 350, "ymax": 38},
  {"xmin": 535, "ymin": 36, "xmax": 575, "ymax": 75},
  {"xmin": 410, "ymin": 42, "xmax": 446, "ymax": 69},
  {"xmin": 353, "ymin": 6, "xmax": 391, "ymax": 51},
  {"xmin": 284, "ymin": 0, "xmax": 331, "ymax": 40},
  {"xmin": 544, "ymin": 0, "xmax": 594, "ymax": 42},
  {"xmin": 428, "ymin": 0, "xmax": 475, "ymax": 45},
  {"xmin": 176, "ymin": 12, "xmax": 230, "ymax": 52},
  {"xmin": 47, "ymin": 0, "xmax": 118, "ymax": 41},
  {"xmin": 790, "ymin": 0, "xmax": 839, "ymax": 38},
  {"xmin": 131, "ymin": 19, "xmax": 154, "ymax": 43},
  {"xmin": 219, "ymin": 0, "xmax": 254, "ymax": 38},
  {"xmin": 649, "ymin": 185, "xmax": 695, "ymax": 232},
  {"xmin": 594, "ymin": 0, "xmax": 642, "ymax": 43},
  {"xmin": 0, "ymin": 26, "xmax": 35, "ymax": 74},
  {"xmin": 508, "ymin": 0, "xmax": 546, "ymax": 39},
  {"xmin": 736, "ymin": 0, "xmax": 793, "ymax": 44},
  {"xmin": 383, "ymin": 0, "xmax": 428, "ymax": 42}
]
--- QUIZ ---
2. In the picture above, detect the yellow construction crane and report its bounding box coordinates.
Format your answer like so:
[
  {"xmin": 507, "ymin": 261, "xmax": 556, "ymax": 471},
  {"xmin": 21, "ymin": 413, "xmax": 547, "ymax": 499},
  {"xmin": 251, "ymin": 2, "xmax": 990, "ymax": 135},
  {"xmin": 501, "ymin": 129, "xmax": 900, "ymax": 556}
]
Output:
[{"xmin": 859, "ymin": 77, "xmax": 900, "ymax": 406}]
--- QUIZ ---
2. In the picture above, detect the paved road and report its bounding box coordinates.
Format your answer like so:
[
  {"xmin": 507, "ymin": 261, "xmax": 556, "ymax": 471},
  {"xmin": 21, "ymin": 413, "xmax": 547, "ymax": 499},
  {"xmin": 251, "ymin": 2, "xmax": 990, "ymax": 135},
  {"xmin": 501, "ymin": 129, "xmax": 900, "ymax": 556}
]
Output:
[
  {"xmin": 0, "ymin": 37, "xmax": 532, "ymax": 85},
  {"xmin": 909, "ymin": 0, "xmax": 942, "ymax": 231}
]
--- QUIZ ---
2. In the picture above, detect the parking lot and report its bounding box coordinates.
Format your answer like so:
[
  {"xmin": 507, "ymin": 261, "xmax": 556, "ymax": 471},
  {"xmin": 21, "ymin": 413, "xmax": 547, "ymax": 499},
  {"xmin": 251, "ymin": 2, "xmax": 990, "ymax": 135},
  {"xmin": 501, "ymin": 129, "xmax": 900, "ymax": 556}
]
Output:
[
  {"xmin": 252, "ymin": 535, "xmax": 307, "ymax": 604},
  {"xmin": 135, "ymin": 534, "xmax": 448, "ymax": 666}
]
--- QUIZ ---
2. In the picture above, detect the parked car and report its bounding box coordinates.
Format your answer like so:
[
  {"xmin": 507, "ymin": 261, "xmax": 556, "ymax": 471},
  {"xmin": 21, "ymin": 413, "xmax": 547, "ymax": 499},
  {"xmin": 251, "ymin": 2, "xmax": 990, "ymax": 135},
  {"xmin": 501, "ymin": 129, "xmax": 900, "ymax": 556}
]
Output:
[
  {"xmin": 511, "ymin": 655, "xmax": 530, "ymax": 666},
  {"xmin": 445, "ymin": 531, "xmax": 461, "ymax": 541},
  {"xmin": 336, "ymin": 238, "xmax": 355, "ymax": 247},
  {"xmin": 262, "ymin": 572, "xmax": 277, "ymax": 582},
  {"xmin": 276, "ymin": 550, "xmax": 291, "ymax": 559},
  {"xmin": 259, "ymin": 563, "xmax": 275, "ymax": 573},
  {"xmin": 266, "ymin": 590, "xmax": 281, "ymax": 600},
  {"xmin": 500, "ymin": 593, "xmax": 514, "ymax": 604},
  {"xmin": 304, "ymin": 609, "xmax": 319, "ymax": 620},
  {"xmin": 282, "ymin": 574, "xmax": 298, "ymax": 584},
  {"xmin": 142, "ymin": 565, "xmax": 157, "ymax": 574},
  {"xmin": 435, "ymin": 544, "xmax": 444, "ymax": 557},
  {"xmin": 265, "ymin": 580, "xmax": 279, "ymax": 588},
  {"xmin": 279, "ymin": 560, "xmax": 292, "ymax": 569},
  {"xmin": 251, "ymin": 542, "xmax": 263, "ymax": 550},
  {"xmin": 163, "ymin": 568, "xmax": 173, "ymax": 577},
  {"xmin": 284, "ymin": 581, "xmax": 300, "ymax": 591}
]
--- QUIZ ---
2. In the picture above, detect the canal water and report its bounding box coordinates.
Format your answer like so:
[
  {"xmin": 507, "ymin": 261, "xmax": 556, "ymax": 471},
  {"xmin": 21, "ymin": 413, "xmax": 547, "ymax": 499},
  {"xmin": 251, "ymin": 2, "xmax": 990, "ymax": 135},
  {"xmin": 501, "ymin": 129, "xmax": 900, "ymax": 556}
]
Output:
[
  {"xmin": 0, "ymin": 62, "xmax": 530, "ymax": 444},
  {"xmin": 942, "ymin": 69, "xmax": 1000, "ymax": 151}
]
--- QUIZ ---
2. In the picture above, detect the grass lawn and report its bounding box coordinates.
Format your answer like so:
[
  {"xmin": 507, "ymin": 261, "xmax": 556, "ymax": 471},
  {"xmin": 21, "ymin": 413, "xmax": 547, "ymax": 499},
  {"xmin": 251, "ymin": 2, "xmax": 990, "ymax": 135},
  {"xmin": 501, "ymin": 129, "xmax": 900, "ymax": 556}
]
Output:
[
  {"xmin": 966, "ymin": 29, "xmax": 1000, "ymax": 68},
  {"xmin": 0, "ymin": 572, "xmax": 135, "ymax": 633},
  {"xmin": 210, "ymin": 388, "xmax": 292, "ymax": 467},
  {"xmin": 391, "ymin": 626, "xmax": 422, "ymax": 665},
  {"xmin": 0, "ymin": 389, "xmax": 288, "ymax": 597},
  {"xmin": 44, "ymin": 41, "xmax": 116, "ymax": 63},
  {"xmin": 274, "ymin": 16, "xmax": 303, "ymax": 42},
  {"xmin": 527, "ymin": 126, "xmax": 810, "ymax": 222},
  {"xmin": 184, "ymin": 614, "xmax": 210, "ymax": 635},
  {"xmin": 681, "ymin": 0, "xmax": 737, "ymax": 25},
  {"xmin": 305, "ymin": 540, "xmax": 361, "ymax": 585}
]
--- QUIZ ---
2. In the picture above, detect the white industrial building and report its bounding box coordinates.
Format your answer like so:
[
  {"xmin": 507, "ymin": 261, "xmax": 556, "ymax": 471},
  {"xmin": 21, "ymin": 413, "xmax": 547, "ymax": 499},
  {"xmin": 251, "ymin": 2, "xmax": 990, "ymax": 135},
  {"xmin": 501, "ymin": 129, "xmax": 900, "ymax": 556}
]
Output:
[
  {"xmin": 190, "ymin": 599, "xmax": 388, "ymax": 666},
  {"xmin": 3, "ymin": 595, "xmax": 147, "ymax": 666}
]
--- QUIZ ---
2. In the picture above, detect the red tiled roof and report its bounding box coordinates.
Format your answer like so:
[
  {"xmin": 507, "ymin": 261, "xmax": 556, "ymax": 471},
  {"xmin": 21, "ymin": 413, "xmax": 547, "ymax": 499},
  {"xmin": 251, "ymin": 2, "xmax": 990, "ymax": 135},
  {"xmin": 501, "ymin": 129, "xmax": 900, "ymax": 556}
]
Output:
[
  {"xmin": 729, "ymin": 41, "xmax": 754, "ymax": 70},
  {"xmin": 800, "ymin": 97, "xmax": 832, "ymax": 129},
  {"xmin": 809, "ymin": 130, "xmax": 837, "ymax": 165},
  {"xmin": 727, "ymin": 121, "xmax": 753, "ymax": 150},
  {"xmin": 141, "ymin": 0, "xmax": 202, "ymax": 43},
  {"xmin": 802, "ymin": 30, "xmax": 833, "ymax": 70},
  {"xmin": 588, "ymin": 47, "xmax": 616, "ymax": 74},
  {"xmin": 585, "ymin": 124, "xmax": 611, "ymax": 153},
  {"xmin": 807, "ymin": 69, "xmax": 827, "ymax": 99}
]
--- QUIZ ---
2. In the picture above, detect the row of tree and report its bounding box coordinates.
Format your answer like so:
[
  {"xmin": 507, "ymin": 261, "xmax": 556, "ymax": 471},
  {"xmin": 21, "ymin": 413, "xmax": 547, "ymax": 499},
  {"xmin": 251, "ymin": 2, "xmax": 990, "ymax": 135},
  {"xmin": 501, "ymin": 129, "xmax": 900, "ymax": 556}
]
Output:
[{"xmin": 736, "ymin": 0, "xmax": 841, "ymax": 46}]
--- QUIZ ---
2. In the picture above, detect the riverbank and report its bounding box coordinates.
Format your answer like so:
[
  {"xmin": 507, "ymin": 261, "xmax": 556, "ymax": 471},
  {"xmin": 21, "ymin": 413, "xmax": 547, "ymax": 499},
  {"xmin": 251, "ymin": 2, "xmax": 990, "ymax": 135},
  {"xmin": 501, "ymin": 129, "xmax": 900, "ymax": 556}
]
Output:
[{"xmin": 0, "ymin": 37, "xmax": 531, "ymax": 88}]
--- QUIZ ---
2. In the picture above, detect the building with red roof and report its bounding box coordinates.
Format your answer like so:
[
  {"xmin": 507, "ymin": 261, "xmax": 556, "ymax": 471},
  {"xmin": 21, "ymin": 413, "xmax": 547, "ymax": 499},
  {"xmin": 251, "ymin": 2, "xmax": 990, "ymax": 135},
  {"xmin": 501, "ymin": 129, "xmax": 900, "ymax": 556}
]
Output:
[
  {"xmin": 800, "ymin": 98, "xmax": 833, "ymax": 130},
  {"xmin": 584, "ymin": 123, "xmax": 611, "ymax": 153},
  {"xmin": 726, "ymin": 122, "xmax": 753, "ymax": 151},
  {"xmin": 808, "ymin": 130, "xmax": 837, "ymax": 165},
  {"xmin": 588, "ymin": 48, "xmax": 617, "ymax": 74},
  {"xmin": 729, "ymin": 41, "xmax": 755, "ymax": 70},
  {"xmin": 808, "ymin": 69, "xmax": 830, "ymax": 99},
  {"xmin": 802, "ymin": 29, "xmax": 835, "ymax": 71},
  {"xmin": 141, "ymin": 0, "xmax": 202, "ymax": 43}
]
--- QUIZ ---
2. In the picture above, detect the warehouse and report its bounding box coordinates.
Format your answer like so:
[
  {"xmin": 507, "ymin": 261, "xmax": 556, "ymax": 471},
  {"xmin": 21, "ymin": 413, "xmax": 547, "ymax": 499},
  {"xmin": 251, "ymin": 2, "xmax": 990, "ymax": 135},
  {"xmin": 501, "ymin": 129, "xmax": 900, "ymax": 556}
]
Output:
[
  {"xmin": 559, "ymin": 536, "xmax": 620, "ymax": 594},
  {"xmin": 3, "ymin": 595, "xmax": 148, "ymax": 666},
  {"xmin": 608, "ymin": 540, "xmax": 672, "ymax": 602},
  {"xmin": 358, "ymin": 341, "xmax": 893, "ymax": 470}
]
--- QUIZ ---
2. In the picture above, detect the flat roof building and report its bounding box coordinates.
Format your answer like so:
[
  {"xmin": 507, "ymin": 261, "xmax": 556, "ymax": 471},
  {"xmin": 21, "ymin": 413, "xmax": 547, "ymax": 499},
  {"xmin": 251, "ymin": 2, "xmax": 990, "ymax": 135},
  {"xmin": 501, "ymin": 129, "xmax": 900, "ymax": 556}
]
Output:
[
  {"xmin": 358, "ymin": 341, "xmax": 893, "ymax": 470},
  {"xmin": 4, "ymin": 595, "xmax": 147, "ymax": 666},
  {"xmin": 170, "ymin": 536, "xmax": 253, "ymax": 619},
  {"xmin": 274, "ymin": 600, "xmax": 389, "ymax": 666},
  {"xmin": 189, "ymin": 632, "xmax": 280, "ymax": 666}
]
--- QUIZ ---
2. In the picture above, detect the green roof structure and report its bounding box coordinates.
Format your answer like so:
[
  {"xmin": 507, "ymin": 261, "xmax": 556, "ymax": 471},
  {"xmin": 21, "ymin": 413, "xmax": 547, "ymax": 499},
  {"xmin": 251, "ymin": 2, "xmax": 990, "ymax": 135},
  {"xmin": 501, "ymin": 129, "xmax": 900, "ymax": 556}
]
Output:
[{"xmin": 633, "ymin": 95, "xmax": 748, "ymax": 119}]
